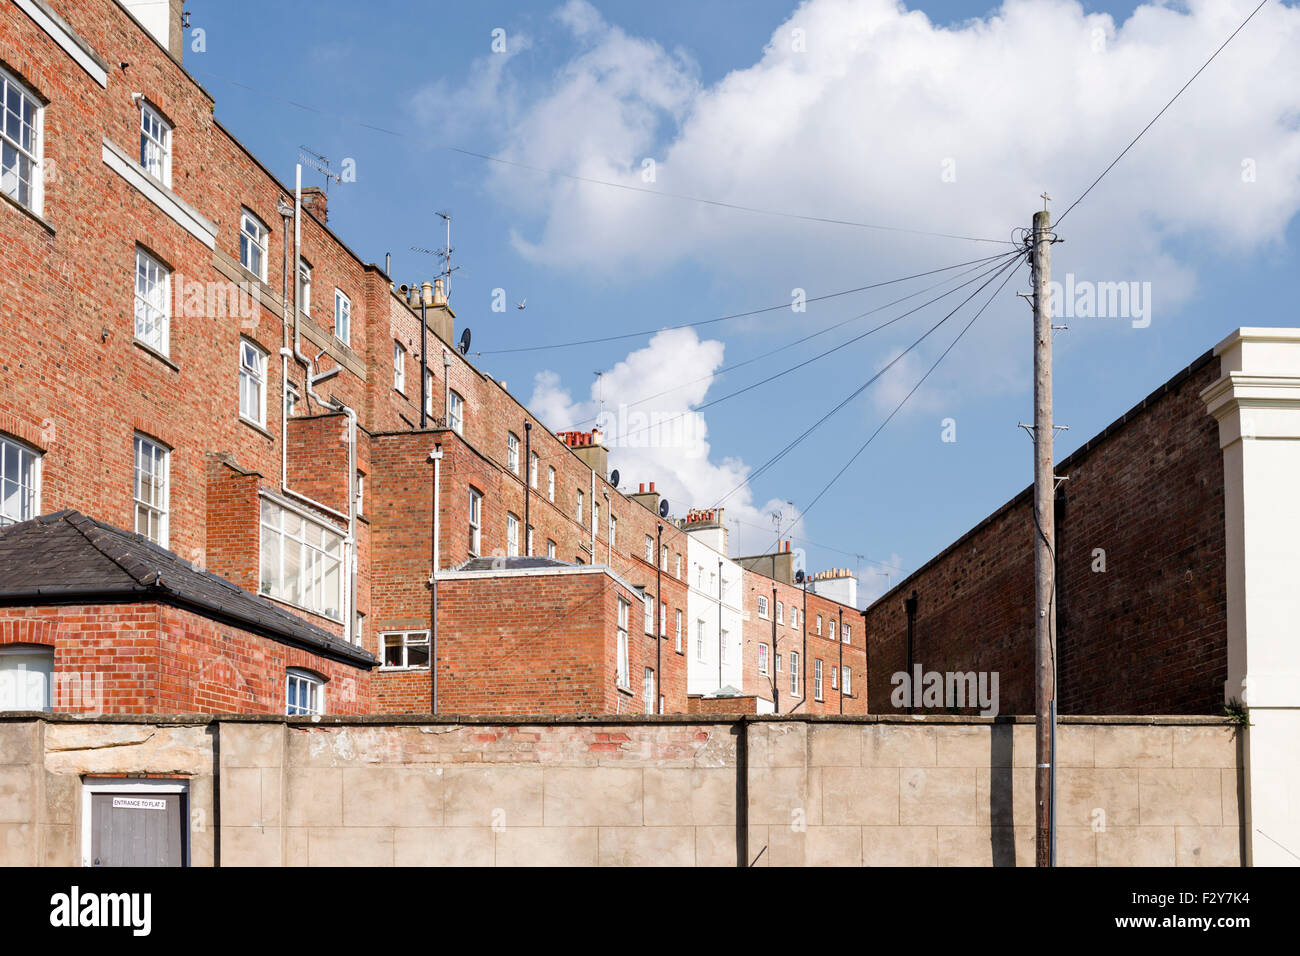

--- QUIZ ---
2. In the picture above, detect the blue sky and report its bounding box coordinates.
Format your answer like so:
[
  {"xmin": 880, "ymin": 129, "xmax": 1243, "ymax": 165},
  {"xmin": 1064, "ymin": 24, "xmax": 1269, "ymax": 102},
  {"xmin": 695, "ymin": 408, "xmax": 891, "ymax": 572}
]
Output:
[{"xmin": 185, "ymin": 0, "xmax": 1299, "ymax": 604}]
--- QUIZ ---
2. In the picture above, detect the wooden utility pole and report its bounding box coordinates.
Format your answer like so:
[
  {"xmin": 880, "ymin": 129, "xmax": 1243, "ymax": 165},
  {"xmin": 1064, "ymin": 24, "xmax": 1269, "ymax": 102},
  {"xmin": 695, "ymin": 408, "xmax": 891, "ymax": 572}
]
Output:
[{"xmin": 1030, "ymin": 200, "xmax": 1057, "ymax": 868}]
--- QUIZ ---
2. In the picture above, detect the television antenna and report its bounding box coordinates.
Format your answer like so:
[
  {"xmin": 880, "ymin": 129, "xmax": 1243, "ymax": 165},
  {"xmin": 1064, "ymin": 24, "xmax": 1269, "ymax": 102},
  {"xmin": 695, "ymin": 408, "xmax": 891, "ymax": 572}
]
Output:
[{"xmin": 298, "ymin": 145, "xmax": 342, "ymax": 194}]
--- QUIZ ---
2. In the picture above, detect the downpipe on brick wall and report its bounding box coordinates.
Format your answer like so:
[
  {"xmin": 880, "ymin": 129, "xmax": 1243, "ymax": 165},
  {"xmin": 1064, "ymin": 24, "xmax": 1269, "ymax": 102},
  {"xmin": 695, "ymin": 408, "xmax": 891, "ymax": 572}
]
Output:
[
  {"xmin": 428, "ymin": 444, "xmax": 443, "ymax": 714},
  {"xmin": 278, "ymin": 164, "xmax": 358, "ymax": 646}
]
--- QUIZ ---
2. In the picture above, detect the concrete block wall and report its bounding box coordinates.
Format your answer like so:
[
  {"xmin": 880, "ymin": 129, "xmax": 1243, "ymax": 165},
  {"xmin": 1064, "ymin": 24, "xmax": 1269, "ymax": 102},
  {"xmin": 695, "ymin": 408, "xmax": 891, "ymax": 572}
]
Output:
[{"xmin": 2, "ymin": 714, "xmax": 1242, "ymax": 867}]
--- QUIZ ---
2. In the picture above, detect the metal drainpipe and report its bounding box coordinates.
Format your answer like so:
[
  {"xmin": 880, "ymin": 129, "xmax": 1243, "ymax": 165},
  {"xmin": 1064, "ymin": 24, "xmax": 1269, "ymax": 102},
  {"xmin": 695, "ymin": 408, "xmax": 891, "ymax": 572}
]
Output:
[
  {"xmin": 656, "ymin": 523, "xmax": 662, "ymax": 714},
  {"xmin": 524, "ymin": 423, "xmax": 531, "ymax": 555},
  {"xmin": 838, "ymin": 607, "xmax": 844, "ymax": 715},
  {"xmin": 429, "ymin": 444, "xmax": 443, "ymax": 714},
  {"xmin": 803, "ymin": 581, "xmax": 808, "ymax": 707},
  {"xmin": 280, "ymin": 166, "xmax": 356, "ymax": 645},
  {"xmin": 589, "ymin": 470, "xmax": 595, "ymax": 557},
  {"xmin": 717, "ymin": 558, "xmax": 723, "ymax": 692},
  {"xmin": 443, "ymin": 351, "xmax": 451, "ymax": 427},
  {"xmin": 904, "ymin": 590, "xmax": 919, "ymax": 715},
  {"xmin": 419, "ymin": 290, "xmax": 428, "ymax": 429},
  {"xmin": 764, "ymin": 587, "xmax": 774, "ymax": 712}
]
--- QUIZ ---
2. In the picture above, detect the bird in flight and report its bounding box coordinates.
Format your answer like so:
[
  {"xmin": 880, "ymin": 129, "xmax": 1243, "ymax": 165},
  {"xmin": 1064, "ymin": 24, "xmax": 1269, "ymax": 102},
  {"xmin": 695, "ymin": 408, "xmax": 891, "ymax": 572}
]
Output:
[{"xmin": 515, "ymin": 298, "xmax": 527, "ymax": 310}]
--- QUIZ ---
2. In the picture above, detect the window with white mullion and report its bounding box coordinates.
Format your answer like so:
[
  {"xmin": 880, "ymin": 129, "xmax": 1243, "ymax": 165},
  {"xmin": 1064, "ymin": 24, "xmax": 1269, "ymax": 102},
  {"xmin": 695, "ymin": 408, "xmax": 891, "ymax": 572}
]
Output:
[
  {"xmin": 259, "ymin": 498, "xmax": 344, "ymax": 621},
  {"xmin": 133, "ymin": 434, "xmax": 169, "ymax": 546},
  {"xmin": 382, "ymin": 630, "xmax": 430, "ymax": 670},
  {"xmin": 239, "ymin": 339, "xmax": 267, "ymax": 426},
  {"xmin": 134, "ymin": 248, "xmax": 170, "ymax": 355},
  {"xmin": 1, "ymin": 68, "xmax": 42, "ymax": 213},
  {"xmin": 138, "ymin": 101, "xmax": 171, "ymax": 186},
  {"xmin": 0, "ymin": 437, "xmax": 40, "ymax": 526},
  {"xmin": 239, "ymin": 208, "xmax": 268, "ymax": 281}
]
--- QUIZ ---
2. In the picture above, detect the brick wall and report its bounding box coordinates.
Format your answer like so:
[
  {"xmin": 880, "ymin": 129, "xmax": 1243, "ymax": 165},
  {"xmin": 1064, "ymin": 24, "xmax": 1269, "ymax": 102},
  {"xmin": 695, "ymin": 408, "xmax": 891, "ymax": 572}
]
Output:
[
  {"xmin": 741, "ymin": 569, "xmax": 867, "ymax": 715},
  {"xmin": 0, "ymin": 602, "xmax": 370, "ymax": 714},
  {"xmin": 864, "ymin": 353, "xmax": 1228, "ymax": 716}
]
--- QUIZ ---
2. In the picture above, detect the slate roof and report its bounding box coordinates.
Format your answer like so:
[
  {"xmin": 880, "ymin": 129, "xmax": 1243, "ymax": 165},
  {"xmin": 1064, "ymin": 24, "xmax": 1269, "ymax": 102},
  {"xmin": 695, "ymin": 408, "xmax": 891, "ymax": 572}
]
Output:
[{"xmin": 0, "ymin": 511, "xmax": 375, "ymax": 668}]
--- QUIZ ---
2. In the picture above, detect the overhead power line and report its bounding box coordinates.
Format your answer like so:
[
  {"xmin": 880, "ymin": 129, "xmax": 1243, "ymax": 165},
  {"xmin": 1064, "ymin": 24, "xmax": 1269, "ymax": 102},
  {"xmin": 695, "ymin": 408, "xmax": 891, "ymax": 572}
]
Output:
[
  {"xmin": 561, "ymin": 250, "xmax": 1023, "ymax": 429},
  {"xmin": 767, "ymin": 251, "xmax": 1026, "ymax": 556},
  {"xmin": 531, "ymin": 250, "xmax": 1021, "ymax": 462},
  {"xmin": 1057, "ymin": 0, "xmax": 1270, "ymax": 225},
  {"xmin": 479, "ymin": 252, "xmax": 1017, "ymax": 356},
  {"xmin": 710, "ymin": 253, "xmax": 1026, "ymax": 512}
]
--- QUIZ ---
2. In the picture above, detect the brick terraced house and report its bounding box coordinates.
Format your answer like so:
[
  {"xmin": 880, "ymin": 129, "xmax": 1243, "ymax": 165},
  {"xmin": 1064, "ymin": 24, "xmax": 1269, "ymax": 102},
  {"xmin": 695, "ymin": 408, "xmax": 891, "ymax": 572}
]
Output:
[{"xmin": 0, "ymin": 0, "xmax": 875, "ymax": 717}]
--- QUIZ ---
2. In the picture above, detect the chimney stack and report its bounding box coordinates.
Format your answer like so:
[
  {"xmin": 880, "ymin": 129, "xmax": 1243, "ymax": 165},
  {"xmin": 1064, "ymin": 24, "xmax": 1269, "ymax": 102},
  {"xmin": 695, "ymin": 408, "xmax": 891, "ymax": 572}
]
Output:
[
  {"xmin": 433, "ymin": 278, "xmax": 448, "ymax": 307},
  {"xmin": 300, "ymin": 186, "xmax": 328, "ymax": 224}
]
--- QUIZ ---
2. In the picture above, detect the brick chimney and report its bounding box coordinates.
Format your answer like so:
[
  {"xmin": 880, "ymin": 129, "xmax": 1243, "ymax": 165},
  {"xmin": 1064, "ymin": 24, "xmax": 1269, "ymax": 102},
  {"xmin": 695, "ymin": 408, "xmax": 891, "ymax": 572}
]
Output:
[{"xmin": 301, "ymin": 186, "xmax": 328, "ymax": 224}]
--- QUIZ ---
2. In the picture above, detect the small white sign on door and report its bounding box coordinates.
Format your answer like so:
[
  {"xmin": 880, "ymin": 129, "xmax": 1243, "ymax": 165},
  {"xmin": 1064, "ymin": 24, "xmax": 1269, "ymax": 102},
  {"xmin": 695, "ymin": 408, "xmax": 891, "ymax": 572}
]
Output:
[{"xmin": 112, "ymin": 797, "xmax": 168, "ymax": 811}]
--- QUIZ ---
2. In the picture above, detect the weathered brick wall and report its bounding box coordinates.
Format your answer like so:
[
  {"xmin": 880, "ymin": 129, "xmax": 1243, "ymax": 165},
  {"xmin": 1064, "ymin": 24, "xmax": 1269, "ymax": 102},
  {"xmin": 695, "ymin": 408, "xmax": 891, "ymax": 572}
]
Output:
[
  {"xmin": 0, "ymin": 603, "xmax": 370, "ymax": 714},
  {"xmin": 865, "ymin": 353, "xmax": 1227, "ymax": 716},
  {"xmin": 1, "ymin": 714, "xmax": 1242, "ymax": 866}
]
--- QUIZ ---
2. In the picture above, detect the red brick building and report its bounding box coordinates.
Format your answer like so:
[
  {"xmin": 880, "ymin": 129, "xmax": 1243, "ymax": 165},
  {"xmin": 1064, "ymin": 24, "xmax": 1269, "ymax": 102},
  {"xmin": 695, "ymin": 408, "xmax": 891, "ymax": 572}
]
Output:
[
  {"xmin": 736, "ymin": 545, "xmax": 868, "ymax": 715},
  {"xmin": 0, "ymin": 0, "xmax": 687, "ymax": 715},
  {"xmin": 863, "ymin": 349, "xmax": 1227, "ymax": 716}
]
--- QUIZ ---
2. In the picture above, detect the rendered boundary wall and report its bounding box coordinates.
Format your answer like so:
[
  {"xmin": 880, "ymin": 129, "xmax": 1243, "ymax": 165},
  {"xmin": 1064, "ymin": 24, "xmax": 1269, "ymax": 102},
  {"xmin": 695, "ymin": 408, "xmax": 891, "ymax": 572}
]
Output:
[{"xmin": 0, "ymin": 714, "xmax": 1242, "ymax": 867}]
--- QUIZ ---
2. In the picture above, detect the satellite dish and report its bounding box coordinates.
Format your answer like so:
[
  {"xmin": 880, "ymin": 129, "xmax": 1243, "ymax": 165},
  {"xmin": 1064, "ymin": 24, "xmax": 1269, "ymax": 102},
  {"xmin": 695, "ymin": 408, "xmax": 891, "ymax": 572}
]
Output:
[
  {"xmin": 795, "ymin": 569, "xmax": 805, "ymax": 584},
  {"xmin": 458, "ymin": 328, "xmax": 471, "ymax": 355},
  {"xmin": 609, "ymin": 469, "xmax": 620, "ymax": 488},
  {"xmin": 658, "ymin": 499, "xmax": 670, "ymax": 518}
]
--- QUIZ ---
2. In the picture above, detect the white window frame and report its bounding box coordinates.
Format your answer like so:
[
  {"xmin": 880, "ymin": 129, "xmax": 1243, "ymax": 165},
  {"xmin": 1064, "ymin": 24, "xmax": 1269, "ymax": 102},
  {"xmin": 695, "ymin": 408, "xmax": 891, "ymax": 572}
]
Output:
[
  {"xmin": 790, "ymin": 652, "xmax": 800, "ymax": 696},
  {"xmin": 239, "ymin": 207, "xmax": 268, "ymax": 281},
  {"xmin": 659, "ymin": 602, "xmax": 667, "ymax": 638},
  {"xmin": 546, "ymin": 538, "xmax": 556, "ymax": 559},
  {"xmin": 0, "ymin": 436, "xmax": 41, "ymax": 527},
  {"xmin": 720, "ymin": 628, "xmax": 729, "ymax": 664},
  {"xmin": 334, "ymin": 288, "xmax": 351, "ymax": 345},
  {"xmin": 758, "ymin": 643, "xmax": 769, "ymax": 676},
  {"xmin": 675, "ymin": 553, "xmax": 682, "ymax": 580},
  {"xmin": 608, "ymin": 514, "xmax": 617, "ymax": 551},
  {"xmin": 0, "ymin": 67, "xmax": 43, "ymax": 215},
  {"xmin": 298, "ymin": 258, "xmax": 312, "ymax": 315},
  {"xmin": 380, "ymin": 629, "xmax": 430, "ymax": 670},
  {"xmin": 830, "ymin": 620, "xmax": 838, "ymax": 642},
  {"xmin": 133, "ymin": 434, "xmax": 169, "ymax": 546},
  {"xmin": 675, "ymin": 609, "xmax": 683, "ymax": 653},
  {"xmin": 238, "ymin": 338, "xmax": 268, "ymax": 427},
  {"xmin": 286, "ymin": 668, "xmax": 325, "ymax": 716},
  {"xmin": 576, "ymin": 489, "xmax": 585, "ymax": 525},
  {"xmin": 259, "ymin": 496, "xmax": 345, "ymax": 621},
  {"xmin": 696, "ymin": 619, "xmax": 706, "ymax": 661},
  {"xmin": 507, "ymin": 433, "xmax": 519, "ymax": 473},
  {"xmin": 843, "ymin": 624, "xmax": 851, "ymax": 645},
  {"xmin": 468, "ymin": 487, "xmax": 482, "ymax": 556},
  {"xmin": 776, "ymin": 601, "xmax": 784, "ymax": 625},
  {"xmin": 0, "ymin": 644, "xmax": 53, "ymax": 712},
  {"xmin": 814, "ymin": 658, "xmax": 824, "ymax": 701},
  {"xmin": 816, "ymin": 614, "xmax": 823, "ymax": 635},
  {"xmin": 661, "ymin": 545, "xmax": 668, "ymax": 571},
  {"xmin": 506, "ymin": 512, "xmax": 520, "ymax": 557},
  {"xmin": 616, "ymin": 599, "xmax": 630, "ymax": 689},
  {"xmin": 139, "ymin": 100, "xmax": 171, "ymax": 186},
  {"xmin": 424, "ymin": 369, "xmax": 434, "ymax": 419},
  {"xmin": 547, "ymin": 466, "xmax": 555, "ymax": 503},
  {"xmin": 448, "ymin": 390, "xmax": 464, "ymax": 435},
  {"xmin": 831, "ymin": 663, "xmax": 839, "ymax": 690},
  {"xmin": 643, "ymin": 667, "xmax": 655, "ymax": 715},
  {"xmin": 643, "ymin": 592, "xmax": 654, "ymax": 635},
  {"xmin": 529, "ymin": 451, "xmax": 539, "ymax": 489},
  {"xmin": 842, "ymin": 666, "xmax": 852, "ymax": 696},
  {"xmin": 133, "ymin": 247, "xmax": 170, "ymax": 356},
  {"xmin": 644, "ymin": 534, "xmax": 653, "ymax": 563},
  {"xmin": 757, "ymin": 595, "xmax": 769, "ymax": 619},
  {"xmin": 393, "ymin": 341, "xmax": 406, "ymax": 393}
]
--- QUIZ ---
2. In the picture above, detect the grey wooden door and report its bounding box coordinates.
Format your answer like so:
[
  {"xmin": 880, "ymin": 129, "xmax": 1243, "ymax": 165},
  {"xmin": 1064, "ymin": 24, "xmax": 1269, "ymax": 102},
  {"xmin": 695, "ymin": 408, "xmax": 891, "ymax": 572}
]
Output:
[{"xmin": 89, "ymin": 792, "xmax": 187, "ymax": 867}]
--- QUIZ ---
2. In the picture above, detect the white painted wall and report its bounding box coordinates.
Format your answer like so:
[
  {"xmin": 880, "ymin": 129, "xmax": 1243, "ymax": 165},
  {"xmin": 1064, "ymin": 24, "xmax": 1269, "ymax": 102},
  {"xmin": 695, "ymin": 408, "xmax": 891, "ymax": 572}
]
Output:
[
  {"xmin": 685, "ymin": 531, "xmax": 744, "ymax": 696},
  {"xmin": 1201, "ymin": 327, "xmax": 1300, "ymax": 867}
]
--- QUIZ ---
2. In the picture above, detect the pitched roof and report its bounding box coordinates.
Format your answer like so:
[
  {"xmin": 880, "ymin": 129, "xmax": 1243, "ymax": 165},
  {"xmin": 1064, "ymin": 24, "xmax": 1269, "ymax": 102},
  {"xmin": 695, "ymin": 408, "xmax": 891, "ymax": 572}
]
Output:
[{"xmin": 0, "ymin": 511, "xmax": 375, "ymax": 668}]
